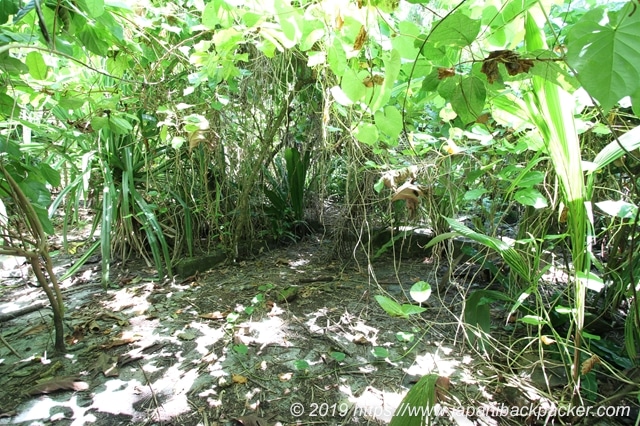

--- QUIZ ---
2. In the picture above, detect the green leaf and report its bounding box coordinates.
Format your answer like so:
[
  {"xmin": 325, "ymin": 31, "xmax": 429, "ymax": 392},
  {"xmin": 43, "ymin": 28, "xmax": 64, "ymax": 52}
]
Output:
[
  {"xmin": 566, "ymin": 3, "xmax": 640, "ymax": 112},
  {"xmin": 389, "ymin": 374, "xmax": 439, "ymax": 426},
  {"xmin": 202, "ymin": 1, "xmax": 219, "ymax": 29},
  {"xmin": 25, "ymin": 51, "xmax": 48, "ymax": 80},
  {"xmin": 0, "ymin": 55, "xmax": 29, "ymax": 74},
  {"xmin": 430, "ymin": 11, "xmax": 480, "ymax": 48},
  {"xmin": 327, "ymin": 37, "xmax": 348, "ymax": 77},
  {"xmin": 79, "ymin": 0, "xmax": 104, "ymax": 18},
  {"xmin": 375, "ymin": 295, "xmax": 426, "ymax": 319},
  {"xmin": 374, "ymin": 106, "xmax": 403, "ymax": 139},
  {"xmin": 451, "ymin": 76, "xmax": 486, "ymax": 124},
  {"xmin": 409, "ymin": 281, "xmax": 431, "ymax": 304},
  {"xmin": 591, "ymin": 126, "xmax": 640, "ymax": 173},
  {"xmin": 463, "ymin": 188, "xmax": 487, "ymax": 201},
  {"xmin": 354, "ymin": 122, "xmax": 378, "ymax": 146},
  {"xmin": 514, "ymin": 188, "xmax": 548, "ymax": 208},
  {"xmin": 330, "ymin": 351, "xmax": 346, "ymax": 362},
  {"xmin": 0, "ymin": 93, "xmax": 18, "ymax": 117},
  {"xmin": 596, "ymin": 200, "xmax": 638, "ymax": 221},
  {"xmin": 39, "ymin": 163, "xmax": 61, "ymax": 187},
  {"xmin": 341, "ymin": 68, "xmax": 365, "ymax": 103},
  {"xmin": 372, "ymin": 346, "xmax": 389, "ymax": 358},
  {"xmin": 78, "ymin": 25, "xmax": 110, "ymax": 56},
  {"xmin": 375, "ymin": 295, "xmax": 406, "ymax": 317},
  {"xmin": 0, "ymin": 0, "xmax": 19, "ymax": 25},
  {"xmin": 517, "ymin": 171, "xmax": 545, "ymax": 188},
  {"xmin": 396, "ymin": 331, "xmax": 415, "ymax": 342},
  {"xmin": 108, "ymin": 116, "xmax": 133, "ymax": 134},
  {"xmin": 518, "ymin": 315, "xmax": 547, "ymax": 326},
  {"xmin": 392, "ymin": 21, "xmax": 420, "ymax": 59},
  {"xmin": 446, "ymin": 218, "xmax": 531, "ymax": 283}
]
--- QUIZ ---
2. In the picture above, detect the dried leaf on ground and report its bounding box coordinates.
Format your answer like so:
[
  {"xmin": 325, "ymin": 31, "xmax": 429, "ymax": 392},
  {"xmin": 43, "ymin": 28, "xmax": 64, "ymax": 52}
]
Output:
[{"xmin": 28, "ymin": 376, "xmax": 89, "ymax": 395}]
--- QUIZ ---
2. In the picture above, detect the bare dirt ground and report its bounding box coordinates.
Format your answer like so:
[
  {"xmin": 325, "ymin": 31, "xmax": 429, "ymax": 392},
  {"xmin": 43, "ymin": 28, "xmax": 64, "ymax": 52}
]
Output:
[{"xmin": 0, "ymin": 231, "xmax": 636, "ymax": 426}]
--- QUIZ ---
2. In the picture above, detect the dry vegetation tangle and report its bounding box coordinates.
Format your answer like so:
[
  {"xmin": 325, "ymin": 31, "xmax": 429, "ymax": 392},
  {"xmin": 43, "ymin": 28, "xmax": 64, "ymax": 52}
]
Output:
[{"xmin": 0, "ymin": 232, "xmax": 635, "ymax": 426}]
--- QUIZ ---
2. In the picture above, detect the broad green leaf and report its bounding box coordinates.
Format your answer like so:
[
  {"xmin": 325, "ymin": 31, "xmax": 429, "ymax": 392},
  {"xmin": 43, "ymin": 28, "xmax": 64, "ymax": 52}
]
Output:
[
  {"xmin": 33, "ymin": 205, "xmax": 55, "ymax": 235},
  {"xmin": 39, "ymin": 163, "xmax": 61, "ymax": 187},
  {"xmin": 330, "ymin": 351, "xmax": 346, "ymax": 362},
  {"xmin": 596, "ymin": 200, "xmax": 637, "ymax": 221},
  {"xmin": 375, "ymin": 295, "xmax": 426, "ymax": 318},
  {"xmin": 202, "ymin": 2, "xmax": 219, "ymax": 29},
  {"xmin": 464, "ymin": 188, "xmax": 487, "ymax": 201},
  {"xmin": 566, "ymin": 3, "xmax": 640, "ymax": 112},
  {"xmin": 108, "ymin": 116, "xmax": 133, "ymax": 134},
  {"xmin": 487, "ymin": 0, "xmax": 538, "ymax": 28},
  {"xmin": 327, "ymin": 38, "xmax": 348, "ymax": 77},
  {"xmin": 242, "ymin": 12, "xmax": 262, "ymax": 28},
  {"xmin": 514, "ymin": 188, "xmax": 548, "ymax": 208},
  {"xmin": 372, "ymin": 346, "xmax": 389, "ymax": 358},
  {"xmin": 78, "ymin": 26, "xmax": 110, "ymax": 56},
  {"xmin": 300, "ymin": 20, "xmax": 325, "ymax": 51},
  {"xmin": 401, "ymin": 304, "xmax": 427, "ymax": 316},
  {"xmin": 576, "ymin": 270, "xmax": 605, "ymax": 292},
  {"xmin": 354, "ymin": 122, "xmax": 378, "ymax": 145},
  {"xmin": 392, "ymin": 21, "xmax": 420, "ymax": 59},
  {"xmin": 276, "ymin": 0, "xmax": 303, "ymax": 46},
  {"xmin": 410, "ymin": 281, "xmax": 431, "ymax": 303},
  {"xmin": 374, "ymin": 106, "xmax": 403, "ymax": 139},
  {"xmin": 91, "ymin": 116, "xmax": 109, "ymax": 130},
  {"xmin": 375, "ymin": 295, "xmax": 406, "ymax": 317},
  {"xmin": 0, "ymin": 55, "xmax": 29, "ymax": 74},
  {"xmin": 202, "ymin": 0, "xmax": 234, "ymax": 29},
  {"xmin": 106, "ymin": 55, "xmax": 128, "ymax": 77},
  {"xmin": 430, "ymin": 11, "xmax": 480, "ymax": 48},
  {"xmin": 341, "ymin": 68, "xmax": 366, "ymax": 103},
  {"xmin": 450, "ymin": 76, "xmax": 486, "ymax": 124},
  {"xmin": 517, "ymin": 171, "xmax": 544, "ymax": 188},
  {"xmin": 0, "ymin": 0, "xmax": 19, "ymax": 25},
  {"xmin": 79, "ymin": 0, "xmax": 104, "ymax": 18},
  {"xmin": 0, "ymin": 93, "xmax": 18, "ymax": 117},
  {"xmin": 25, "ymin": 51, "xmax": 48, "ymax": 80}
]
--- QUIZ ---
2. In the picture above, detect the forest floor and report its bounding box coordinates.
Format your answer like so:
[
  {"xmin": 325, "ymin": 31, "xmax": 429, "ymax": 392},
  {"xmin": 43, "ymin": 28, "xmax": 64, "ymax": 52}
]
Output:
[{"xmin": 0, "ymin": 224, "xmax": 635, "ymax": 425}]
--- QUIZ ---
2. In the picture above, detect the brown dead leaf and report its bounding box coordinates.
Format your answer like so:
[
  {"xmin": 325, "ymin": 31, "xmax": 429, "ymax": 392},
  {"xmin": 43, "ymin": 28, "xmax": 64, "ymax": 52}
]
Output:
[
  {"xmin": 200, "ymin": 311, "xmax": 227, "ymax": 320},
  {"xmin": 94, "ymin": 352, "xmax": 119, "ymax": 377},
  {"xmin": 391, "ymin": 181, "xmax": 424, "ymax": 215},
  {"xmin": 28, "ymin": 376, "xmax": 89, "ymax": 395},
  {"xmin": 279, "ymin": 372, "xmax": 293, "ymax": 381},
  {"xmin": 475, "ymin": 112, "xmax": 491, "ymax": 124},
  {"xmin": 581, "ymin": 355, "xmax": 601, "ymax": 375},
  {"xmin": 335, "ymin": 14, "xmax": 344, "ymax": 30},
  {"xmin": 353, "ymin": 25, "xmax": 367, "ymax": 50},
  {"xmin": 437, "ymin": 67, "xmax": 456, "ymax": 79},
  {"xmin": 352, "ymin": 333, "xmax": 369, "ymax": 345},
  {"xmin": 100, "ymin": 336, "xmax": 140, "ymax": 350},
  {"xmin": 540, "ymin": 335, "xmax": 556, "ymax": 345},
  {"xmin": 21, "ymin": 323, "xmax": 48, "ymax": 337},
  {"xmin": 363, "ymin": 74, "xmax": 384, "ymax": 88},
  {"xmin": 435, "ymin": 376, "xmax": 451, "ymax": 402},
  {"xmin": 117, "ymin": 353, "xmax": 143, "ymax": 367},
  {"xmin": 235, "ymin": 414, "xmax": 269, "ymax": 426},
  {"xmin": 481, "ymin": 50, "xmax": 534, "ymax": 84}
]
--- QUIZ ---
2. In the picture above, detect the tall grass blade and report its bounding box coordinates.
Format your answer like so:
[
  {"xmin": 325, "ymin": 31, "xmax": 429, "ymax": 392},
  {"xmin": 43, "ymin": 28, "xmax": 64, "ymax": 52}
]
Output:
[{"xmin": 524, "ymin": 12, "xmax": 589, "ymax": 385}]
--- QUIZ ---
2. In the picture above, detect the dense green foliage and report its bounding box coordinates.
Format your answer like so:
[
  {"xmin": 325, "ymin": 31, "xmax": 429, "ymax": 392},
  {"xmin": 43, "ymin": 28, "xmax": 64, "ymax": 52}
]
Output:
[{"xmin": 1, "ymin": 0, "xmax": 640, "ymax": 409}]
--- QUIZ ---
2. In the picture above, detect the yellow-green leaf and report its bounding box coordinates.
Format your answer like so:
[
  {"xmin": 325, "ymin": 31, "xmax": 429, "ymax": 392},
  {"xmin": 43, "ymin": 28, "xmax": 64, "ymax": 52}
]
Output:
[{"xmin": 25, "ymin": 51, "xmax": 48, "ymax": 80}]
